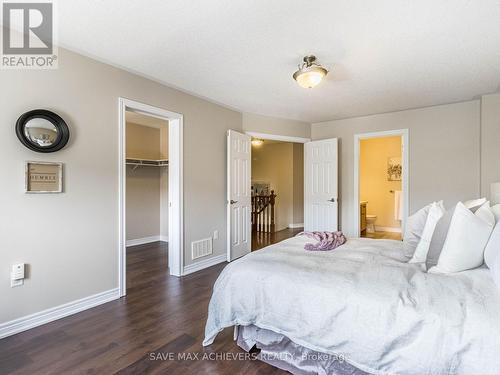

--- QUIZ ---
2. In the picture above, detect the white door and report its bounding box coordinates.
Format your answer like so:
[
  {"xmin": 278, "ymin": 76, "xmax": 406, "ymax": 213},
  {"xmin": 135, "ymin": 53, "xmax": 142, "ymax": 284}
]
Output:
[
  {"xmin": 304, "ymin": 138, "xmax": 339, "ymax": 232},
  {"xmin": 227, "ymin": 130, "xmax": 251, "ymax": 261}
]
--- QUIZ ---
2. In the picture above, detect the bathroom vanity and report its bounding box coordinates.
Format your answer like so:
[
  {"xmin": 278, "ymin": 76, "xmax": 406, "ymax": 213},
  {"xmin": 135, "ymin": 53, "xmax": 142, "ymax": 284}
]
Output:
[{"xmin": 360, "ymin": 201, "xmax": 367, "ymax": 235}]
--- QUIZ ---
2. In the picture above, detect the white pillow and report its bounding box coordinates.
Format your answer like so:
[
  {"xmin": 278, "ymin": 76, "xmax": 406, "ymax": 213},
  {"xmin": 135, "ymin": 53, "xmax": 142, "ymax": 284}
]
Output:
[
  {"xmin": 464, "ymin": 197, "xmax": 488, "ymax": 212},
  {"xmin": 402, "ymin": 204, "xmax": 431, "ymax": 259},
  {"xmin": 491, "ymin": 204, "xmax": 500, "ymax": 221},
  {"xmin": 491, "ymin": 251, "xmax": 500, "ymax": 289},
  {"xmin": 484, "ymin": 220, "xmax": 500, "ymax": 268},
  {"xmin": 429, "ymin": 202, "xmax": 495, "ymax": 274},
  {"xmin": 426, "ymin": 197, "xmax": 487, "ymax": 269},
  {"xmin": 409, "ymin": 201, "xmax": 445, "ymax": 265}
]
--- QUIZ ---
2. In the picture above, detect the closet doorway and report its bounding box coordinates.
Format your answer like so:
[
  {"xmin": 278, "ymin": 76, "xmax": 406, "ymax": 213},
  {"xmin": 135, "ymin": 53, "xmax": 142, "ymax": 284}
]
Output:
[{"xmin": 118, "ymin": 98, "xmax": 183, "ymax": 297}]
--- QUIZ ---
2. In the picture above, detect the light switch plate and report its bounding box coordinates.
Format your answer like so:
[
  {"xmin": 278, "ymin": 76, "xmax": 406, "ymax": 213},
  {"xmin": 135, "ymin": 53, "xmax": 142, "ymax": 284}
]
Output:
[
  {"xmin": 11, "ymin": 263, "xmax": 25, "ymax": 280},
  {"xmin": 213, "ymin": 230, "xmax": 219, "ymax": 240},
  {"xmin": 11, "ymin": 263, "xmax": 25, "ymax": 287},
  {"xmin": 11, "ymin": 278, "xmax": 23, "ymax": 287}
]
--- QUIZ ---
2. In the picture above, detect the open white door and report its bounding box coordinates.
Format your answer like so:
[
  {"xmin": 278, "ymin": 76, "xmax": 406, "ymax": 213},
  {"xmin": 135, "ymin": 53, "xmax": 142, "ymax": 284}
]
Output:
[
  {"xmin": 304, "ymin": 138, "xmax": 339, "ymax": 232},
  {"xmin": 227, "ymin": 130, "xmax": 251, "ymax": 261}
]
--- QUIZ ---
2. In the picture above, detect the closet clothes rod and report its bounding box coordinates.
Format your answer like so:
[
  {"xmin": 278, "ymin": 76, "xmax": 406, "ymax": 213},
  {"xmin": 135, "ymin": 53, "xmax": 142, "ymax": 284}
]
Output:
[{"xmin": 126, "ymin": 158, "xmax": 169, "ymax": 171}]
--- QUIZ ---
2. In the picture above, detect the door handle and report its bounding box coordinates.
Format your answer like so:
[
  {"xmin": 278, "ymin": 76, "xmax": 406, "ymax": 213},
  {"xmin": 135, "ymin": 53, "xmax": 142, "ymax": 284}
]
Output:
[
  {"xmin": 230, "ymin": 200, "xmax": 238, "ymax": 204},
  {"xmin": 328, "ymin": 198, "xmax": 336, "ymax": 203}
]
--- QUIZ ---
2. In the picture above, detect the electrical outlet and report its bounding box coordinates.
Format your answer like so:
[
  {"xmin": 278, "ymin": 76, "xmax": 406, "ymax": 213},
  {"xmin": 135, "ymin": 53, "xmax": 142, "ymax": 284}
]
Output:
[{"xmin": 213, "ymin": 230, "xmax": 219, "ymax": 240}]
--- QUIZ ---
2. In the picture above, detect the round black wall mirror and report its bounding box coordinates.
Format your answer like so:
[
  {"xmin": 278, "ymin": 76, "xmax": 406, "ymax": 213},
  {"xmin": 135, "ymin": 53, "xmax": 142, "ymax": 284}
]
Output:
[{"xmin": 16, "ymin": 109, "xmax": 70, "ymax": 153}]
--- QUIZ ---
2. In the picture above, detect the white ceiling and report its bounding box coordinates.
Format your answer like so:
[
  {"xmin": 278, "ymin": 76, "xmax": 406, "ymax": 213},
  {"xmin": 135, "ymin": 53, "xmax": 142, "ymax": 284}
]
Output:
[{"xmin": 58, "ymin": 1, "xmax": 500, "ymax": 122}]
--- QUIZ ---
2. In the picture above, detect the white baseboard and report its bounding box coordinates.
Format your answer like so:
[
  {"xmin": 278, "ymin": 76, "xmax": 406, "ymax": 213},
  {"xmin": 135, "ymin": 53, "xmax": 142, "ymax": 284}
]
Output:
[
  {"xmin": 288, "ymin": 223, "xmax": 304, "ymax": 229},
  {"xmin": 126, "ymin": 235, "xmax": 168, "ymax": 247},
  {"xmin": 183, "ymin": 254, "xmax": 226, "ymax": 276},
  {"xmin": 0, "ymin": 288, "xmax": 120, "ymax": 339},
  {"xmin": 375, "ymin": 226, "xmax": 402, "ymax": 233}
]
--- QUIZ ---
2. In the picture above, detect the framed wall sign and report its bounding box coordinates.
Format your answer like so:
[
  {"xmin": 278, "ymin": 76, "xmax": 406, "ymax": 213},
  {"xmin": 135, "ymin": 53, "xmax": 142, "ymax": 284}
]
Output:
[{"xmin": 25, "ymin": 161, "xmax": 63, "ymax": 193}]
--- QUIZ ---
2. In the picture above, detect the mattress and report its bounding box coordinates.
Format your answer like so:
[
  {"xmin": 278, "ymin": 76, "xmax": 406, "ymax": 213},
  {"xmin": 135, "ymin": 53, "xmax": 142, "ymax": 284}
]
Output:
[{"xmin": 204, "ymin": 236, "xmax": 500, "ymax": 374}]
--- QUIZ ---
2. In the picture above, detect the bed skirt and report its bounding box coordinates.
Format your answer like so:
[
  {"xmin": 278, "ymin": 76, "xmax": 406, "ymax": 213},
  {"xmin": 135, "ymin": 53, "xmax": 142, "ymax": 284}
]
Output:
[{"xmin": 235, "ymin": 325, "xmax": 368, "ymax": 375}]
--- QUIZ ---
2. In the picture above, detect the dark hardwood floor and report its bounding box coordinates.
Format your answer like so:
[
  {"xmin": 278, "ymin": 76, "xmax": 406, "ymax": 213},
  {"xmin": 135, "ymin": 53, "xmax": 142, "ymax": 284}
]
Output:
[
  {"xmin": 0, "ymin": 242, "xmax": 287, "ymax": 375},
  {"xmin": 252, "ymin": 227, "xmax": 303, "ymax": 251}
]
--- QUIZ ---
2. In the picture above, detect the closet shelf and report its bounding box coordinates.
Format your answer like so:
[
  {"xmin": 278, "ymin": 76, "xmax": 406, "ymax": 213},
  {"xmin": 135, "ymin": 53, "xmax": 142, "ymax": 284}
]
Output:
[{"xmin": 126, "ymin": 158, "xmax": 169, "ymax": 170}]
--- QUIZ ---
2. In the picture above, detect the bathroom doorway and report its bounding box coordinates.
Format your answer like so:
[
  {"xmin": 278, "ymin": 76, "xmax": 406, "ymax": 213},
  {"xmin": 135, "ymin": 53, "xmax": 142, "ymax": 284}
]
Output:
[{"xmin": 353, "ymin": 130, "xmax": 408, "ymax": 240}]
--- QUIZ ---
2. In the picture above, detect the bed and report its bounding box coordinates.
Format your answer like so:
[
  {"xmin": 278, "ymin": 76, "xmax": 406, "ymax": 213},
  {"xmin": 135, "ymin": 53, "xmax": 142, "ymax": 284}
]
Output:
[{"xmin": 203, "ymin": 235, "xmax": 500, "ymax": 375}]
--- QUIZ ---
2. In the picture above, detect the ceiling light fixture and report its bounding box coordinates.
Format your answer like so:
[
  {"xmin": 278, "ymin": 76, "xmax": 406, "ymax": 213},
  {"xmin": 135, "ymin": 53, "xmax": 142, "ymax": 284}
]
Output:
[
  {"xmin": 251, "ymin": 138, "xmax": 264, "ymax": 147},
  {"xmin": 293, "ymin": 55, "xmax": 328, "ymax": 89}
]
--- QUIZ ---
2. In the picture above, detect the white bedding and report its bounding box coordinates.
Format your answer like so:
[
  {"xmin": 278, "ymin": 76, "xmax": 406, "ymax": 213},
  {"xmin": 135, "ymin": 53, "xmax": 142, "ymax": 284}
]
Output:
[{"xmin": 204, "ymin": 236, "xmax": 500, "ymax": 375}]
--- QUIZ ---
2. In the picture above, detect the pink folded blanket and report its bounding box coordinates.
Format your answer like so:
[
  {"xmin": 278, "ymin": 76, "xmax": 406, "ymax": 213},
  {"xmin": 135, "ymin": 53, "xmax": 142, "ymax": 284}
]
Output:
[{"xmin": 297, "ymin": 231, "xmax": 347, "ymax": 251}]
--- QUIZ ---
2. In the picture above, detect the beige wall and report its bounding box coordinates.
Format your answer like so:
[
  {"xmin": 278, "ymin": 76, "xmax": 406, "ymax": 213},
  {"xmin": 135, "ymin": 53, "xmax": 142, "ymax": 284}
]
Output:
[
  {"xmin": 125, "ymin": 122, "xmax": 166, "ymax": 241},
  {"xmin": 360, "ymin": 137, "xmax": 402, "ymax": 229},
  {"xmin": 243, "ymin": 112, "xmax": 311, "ymax": 138},
  {"xmin": 481, "ymin": 93, "xmax": 500, "ymax": 199},
  {"xmin": 312, "ymin": 101, "xmax": 481, "ymax": 236},
  {"xmin": 126, "ymin": 167, "xmax": 161, "ymax": 240},
  {"xmin": 252, "ymin": 142, "xmax": 303, "ymax": 231},
  {"xmin": 126, "ymin": 122, "xmax": 162, "ymax": 159},
  {"xmin": 0, "ymin": 47, "xmax": 242, "ymax": 323}
]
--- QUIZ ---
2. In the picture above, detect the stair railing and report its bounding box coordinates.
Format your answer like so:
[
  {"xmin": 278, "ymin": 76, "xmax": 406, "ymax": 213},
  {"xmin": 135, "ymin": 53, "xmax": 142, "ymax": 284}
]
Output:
[{"xmin": 251, "ymin": 190, "xmax": 276, "ymax": 233}]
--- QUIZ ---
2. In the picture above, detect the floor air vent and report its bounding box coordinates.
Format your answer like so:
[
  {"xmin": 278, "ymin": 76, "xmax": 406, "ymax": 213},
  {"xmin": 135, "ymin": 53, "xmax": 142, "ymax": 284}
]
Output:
[{"xmin": 191, "ymin": 237, "xmax": 213, "ymax": 260}]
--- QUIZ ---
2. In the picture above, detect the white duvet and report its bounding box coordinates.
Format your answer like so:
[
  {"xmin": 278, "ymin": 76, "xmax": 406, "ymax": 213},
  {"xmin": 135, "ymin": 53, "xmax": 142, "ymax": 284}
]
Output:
[{"xmin": 204, "ymin": 236, "xmax": 500, "ymax": 375}]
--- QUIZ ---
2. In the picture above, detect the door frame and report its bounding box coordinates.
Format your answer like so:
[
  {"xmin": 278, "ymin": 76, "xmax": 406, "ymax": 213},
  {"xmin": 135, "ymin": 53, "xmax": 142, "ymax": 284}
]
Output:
[
  {"xmin": 353, "ymin": 129, "xmax": 409, "ymax": 237},
  {"xmin": 226, "ymin": 131, "xmax": 310, "ymax": 260},
  {"xmin": 118, "ymin": 98, "xmax": 184, "ymax": 297},
  {"xmin": 244, "ymin": 131, "xmax": 311, "ymax": 144}
]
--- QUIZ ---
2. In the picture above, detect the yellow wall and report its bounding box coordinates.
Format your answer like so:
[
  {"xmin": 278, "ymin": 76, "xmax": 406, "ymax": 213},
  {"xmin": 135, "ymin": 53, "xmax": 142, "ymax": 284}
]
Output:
[{"xmin": 360, "ymin": 136, "xmax": 402, "ymax": 229}]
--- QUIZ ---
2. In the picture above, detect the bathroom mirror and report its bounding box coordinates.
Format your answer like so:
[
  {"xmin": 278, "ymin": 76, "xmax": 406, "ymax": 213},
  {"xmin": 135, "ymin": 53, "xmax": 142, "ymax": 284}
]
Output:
[{"xmin": 16, "ymin": 110, "xmax": 70, "ymax": 153}]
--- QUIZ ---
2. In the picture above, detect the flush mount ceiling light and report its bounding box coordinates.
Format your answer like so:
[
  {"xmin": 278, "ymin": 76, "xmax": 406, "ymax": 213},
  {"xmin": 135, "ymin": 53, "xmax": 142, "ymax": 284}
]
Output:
[
  {"xmin": 293, "ymin": 55, "xmax": 328, "ymax": 89},
  {"xmin": 251, "ymin": 138, "xmax": 264, "ymax": 147}
]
